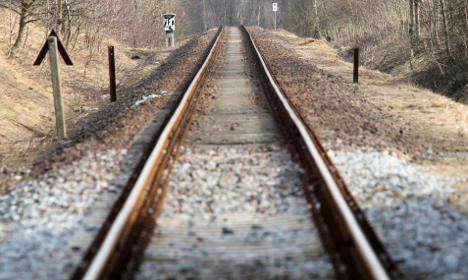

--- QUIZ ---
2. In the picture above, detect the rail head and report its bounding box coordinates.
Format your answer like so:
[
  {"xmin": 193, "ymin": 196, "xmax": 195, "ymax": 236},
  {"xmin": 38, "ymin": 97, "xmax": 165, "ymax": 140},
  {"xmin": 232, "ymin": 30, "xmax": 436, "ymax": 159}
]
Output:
[
  {"xmin": 82, "ymin": 27, "xmax": 224, "ymax": 280},
  {"xmin": 242, "ymin": 26, "xmax": 392, "ymax": 280}
]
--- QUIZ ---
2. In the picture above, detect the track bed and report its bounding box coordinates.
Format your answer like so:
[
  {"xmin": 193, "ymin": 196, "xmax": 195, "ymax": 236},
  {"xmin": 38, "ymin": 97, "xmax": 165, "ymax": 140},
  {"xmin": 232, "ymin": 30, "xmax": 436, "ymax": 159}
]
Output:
[{"xmin": 135, "ymin": 27, "xmax": 331, "ymax": 279}]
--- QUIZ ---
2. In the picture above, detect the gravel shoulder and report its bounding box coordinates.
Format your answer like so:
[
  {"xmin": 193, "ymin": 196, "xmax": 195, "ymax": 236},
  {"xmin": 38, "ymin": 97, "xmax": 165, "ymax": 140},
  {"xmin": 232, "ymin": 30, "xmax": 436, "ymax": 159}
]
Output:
[
  {"xmin": 248, "ymin": 26, "xmax": 468, "ymax": 279},
  {"xmin": 0, "ymin": 30, "xmax": 218, "ymax": 279}
]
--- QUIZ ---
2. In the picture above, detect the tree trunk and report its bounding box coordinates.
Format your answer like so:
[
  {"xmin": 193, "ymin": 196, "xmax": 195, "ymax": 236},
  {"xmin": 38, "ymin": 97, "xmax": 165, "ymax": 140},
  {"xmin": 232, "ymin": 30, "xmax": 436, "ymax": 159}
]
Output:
[
  {"xmin": 62, "ymin": 0, "xmax": 72, "ymax": 45},
  {"xmin": 440, "ymin": 0, "xmax": 451, "ymax": 58},
  {"xmin": 415, "ymin": 0, "xmax": 420, "ymax": 39},
  {"xmin": 409, "ymin": 0, "xmax": 415, "ymax": 37},
  {"xmin": 132, "ymin": 0, "xmax": 138, "ymax": 47},
  {"xmin": 465, "ymin": 0, "xmax": 468, "ymax": 57},
  {"xmin": 464, "ymin": 0, "xmax": 468, "ymax": 35},
  {"xmin": 57, "ymin": 0, "xmax": 63, "ymax": 32},
  {"xmin": 409, "ymin": 0, "xmax": 415, "ymax": 68},
  {"xmin": 10, "ymin": 4, "xmax": 28, "ymax": 56},
  {"xmin": 433, "ymin": 0, "xmax": 440, "ymax": 47},
  {"xmin": 313, "ymin": 0, "xmax": 321, "ymax": 38}
]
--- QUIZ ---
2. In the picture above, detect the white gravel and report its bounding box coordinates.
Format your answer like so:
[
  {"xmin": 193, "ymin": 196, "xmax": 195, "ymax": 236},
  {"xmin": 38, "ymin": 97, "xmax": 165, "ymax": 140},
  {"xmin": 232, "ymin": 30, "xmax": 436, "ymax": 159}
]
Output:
[
  {"xmin": 136, "ymin": 144, "xmax": 332, "ymax": 279},
  {"xmin": 4, "ymin": 137, "xmax": 465, "ymax": 279},
  {"xmin": 0, "ymin": 148, "xmax": 129, "ymax": 280},
  {"xmin": 327, "ymin": 145, "xmax": 468, "ymax": 280}
]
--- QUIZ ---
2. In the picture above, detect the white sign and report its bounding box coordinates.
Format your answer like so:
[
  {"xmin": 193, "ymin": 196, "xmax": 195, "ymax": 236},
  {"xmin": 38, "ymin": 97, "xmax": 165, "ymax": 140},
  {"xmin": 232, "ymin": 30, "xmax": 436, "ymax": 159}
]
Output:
[
  {"xmin": 163, "ymin": 14, "xmax": 176, "ymax": 32},
  {"xmin": 272, "ymin": 3, "xmax": 278, "ymax": 12}
]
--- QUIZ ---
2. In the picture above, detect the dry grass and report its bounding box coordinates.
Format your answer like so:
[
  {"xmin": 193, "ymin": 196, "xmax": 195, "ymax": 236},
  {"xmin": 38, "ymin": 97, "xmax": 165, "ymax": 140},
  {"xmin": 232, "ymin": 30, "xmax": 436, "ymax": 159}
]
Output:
[
  {"xmin": 0, "ymin": 9, "xmax": 175, "ymax": 168},
  {"xmin": 271, "ymin": 29, "xmax": 468, "ymax": 211},
  {"xmin": 310, "ymin": 0, "xmax": 468, "ymax": 102},
  {"xmin": 276, "ymin": 29, "xmax": 468, "ymax": 150}
]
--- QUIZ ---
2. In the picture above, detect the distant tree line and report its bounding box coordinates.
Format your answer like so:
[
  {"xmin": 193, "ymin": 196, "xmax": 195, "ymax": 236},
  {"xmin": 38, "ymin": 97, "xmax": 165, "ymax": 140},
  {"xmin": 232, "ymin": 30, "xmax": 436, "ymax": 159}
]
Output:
[
  {"xmin": 0, "ymin": 0, "xmax": 206, "ymax": 55},
  {"xmin": 280, "ymin": 0, "xmax": 467, "ymax": 93},
  {"xmin": 2, "ymin": 0, "xmax": 467, "ymax": 72}
]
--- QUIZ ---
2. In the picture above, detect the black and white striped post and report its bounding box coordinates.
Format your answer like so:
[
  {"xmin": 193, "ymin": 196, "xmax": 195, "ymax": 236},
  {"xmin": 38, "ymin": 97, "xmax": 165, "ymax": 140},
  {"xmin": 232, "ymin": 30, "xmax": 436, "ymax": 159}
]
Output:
[
  {"xmin": 163, "ymin": 13, "xmax": 176, "ymax": 47},
  {"xmin": 273, "ymin": 3, "xmax": 278, "ymax": 31}
]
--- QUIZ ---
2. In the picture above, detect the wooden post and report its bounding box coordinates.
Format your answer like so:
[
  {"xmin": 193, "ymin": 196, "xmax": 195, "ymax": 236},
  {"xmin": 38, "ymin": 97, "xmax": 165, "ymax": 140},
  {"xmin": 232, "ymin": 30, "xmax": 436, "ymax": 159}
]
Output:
[
  {"xmin": 48, "ymin": 36, "xmax": 67, "ymax": 139},
  {"xmin": 108, "ymin": 46, "xmax": 117, "ymax": 102},
  {"xmin": 353, "ymin": 48, "xmax": 359, "ymax": 83}
]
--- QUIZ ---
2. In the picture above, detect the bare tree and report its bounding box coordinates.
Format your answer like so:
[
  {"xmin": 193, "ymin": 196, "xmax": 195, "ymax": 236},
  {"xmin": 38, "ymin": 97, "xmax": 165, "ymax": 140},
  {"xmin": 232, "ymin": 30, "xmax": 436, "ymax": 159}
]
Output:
[
  {"xmin": 439, "ymin": 0, "xmax": 451, "ymax": 58},
  {"xmin": 313, "ymin": 0, "xmax": 321, "ymax": 38},
  {"xmin": 0, "ymin": 0, "xmax": 45, "ymax": 55},
  {"xmin": 415, "ymin": 0, "xmax": 421, "ymax": 38}
]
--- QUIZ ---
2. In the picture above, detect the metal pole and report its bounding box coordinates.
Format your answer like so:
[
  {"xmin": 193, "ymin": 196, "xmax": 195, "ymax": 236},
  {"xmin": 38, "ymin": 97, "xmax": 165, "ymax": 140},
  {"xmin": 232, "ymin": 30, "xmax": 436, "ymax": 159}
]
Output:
[
  {"xmin": 108, "ymin": 46, "xmax": 117, "ymax": 102},
  {"xmin": 274, "ymin": 11, "xmax": 277, "ymax": 31},
  {"xmin": 353, "ymin": 48, "xmax": 359, "ymax": 83},
  {"xmin": 48, "ymin": 36, "xmax": 67, "ymax": 139}
]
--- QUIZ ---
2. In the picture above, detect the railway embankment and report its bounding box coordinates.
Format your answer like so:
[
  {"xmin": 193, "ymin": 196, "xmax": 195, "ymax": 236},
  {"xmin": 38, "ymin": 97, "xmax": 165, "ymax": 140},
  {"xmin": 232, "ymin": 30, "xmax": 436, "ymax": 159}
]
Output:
[
  {"xmin": 0, "ymin": 24, "xmax": 466, "ymax": 279},
  {"xmin": 0, "ymin": 29, "xmax": 218, "ymax": 279},
  {"xmin": 248, "ymin": 26, "xmax": 468, "ymax": 279}
]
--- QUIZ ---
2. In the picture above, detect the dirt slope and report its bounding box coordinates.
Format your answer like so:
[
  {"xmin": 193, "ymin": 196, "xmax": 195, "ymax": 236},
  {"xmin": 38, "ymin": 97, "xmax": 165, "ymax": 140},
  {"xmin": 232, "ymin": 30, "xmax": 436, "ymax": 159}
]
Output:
[
  {"xmin": 0, "ymin": 9, "xmax": 172, "ymax": 166},
  {"xmin": 252, "ymin": 27, "xmax": 468, "ymax": 159},
  {"xmin": 248, "ymin": 26, "xmax": 468, "ymax": 212}
]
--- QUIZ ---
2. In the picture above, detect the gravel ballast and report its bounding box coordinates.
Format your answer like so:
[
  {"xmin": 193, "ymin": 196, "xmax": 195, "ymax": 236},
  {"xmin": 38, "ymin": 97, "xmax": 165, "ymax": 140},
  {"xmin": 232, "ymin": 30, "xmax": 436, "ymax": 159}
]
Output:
[
  {"xmin": 328, "ymin": 144, "xmax": 468, "ymax": 279},
  {"xmin": 0, "ymin": 148, "xmax": 130, "ymax": 279},
  {"xmin": 136, "ymin": 144, "xmax": 333, "ymax": 279}
]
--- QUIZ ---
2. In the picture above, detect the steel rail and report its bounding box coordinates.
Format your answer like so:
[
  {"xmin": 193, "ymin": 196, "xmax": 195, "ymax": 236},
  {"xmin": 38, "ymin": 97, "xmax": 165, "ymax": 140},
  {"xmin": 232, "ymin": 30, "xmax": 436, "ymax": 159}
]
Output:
[
  {"xmin": 82, "ymin": 27, "xmax": 224, "ymax": 280},
  {"xmin": 243, "ymin": 27, "xmax": 391, "ymax": 280}
]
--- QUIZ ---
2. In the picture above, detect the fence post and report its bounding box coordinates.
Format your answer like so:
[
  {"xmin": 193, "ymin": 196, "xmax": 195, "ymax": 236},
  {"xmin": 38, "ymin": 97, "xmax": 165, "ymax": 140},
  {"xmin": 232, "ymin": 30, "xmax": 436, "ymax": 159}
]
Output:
[
  {"xmin": 108, "ymin": 46, "xmax": 117, "ymax": 102},
  {"xmin": 48, "ymin": 36, "xmax": 67, "ymax": 139},
  {"xmin": 353, "ymin": 48, "xmax": 359, "ymax": 83}
]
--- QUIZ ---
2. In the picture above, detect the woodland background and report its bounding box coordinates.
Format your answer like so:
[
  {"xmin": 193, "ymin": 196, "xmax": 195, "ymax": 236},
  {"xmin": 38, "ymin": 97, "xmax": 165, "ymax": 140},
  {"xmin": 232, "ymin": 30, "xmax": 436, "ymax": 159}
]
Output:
[{"xmin": 0, "ymin": 0, "xmax": 467, "ymax": 98}]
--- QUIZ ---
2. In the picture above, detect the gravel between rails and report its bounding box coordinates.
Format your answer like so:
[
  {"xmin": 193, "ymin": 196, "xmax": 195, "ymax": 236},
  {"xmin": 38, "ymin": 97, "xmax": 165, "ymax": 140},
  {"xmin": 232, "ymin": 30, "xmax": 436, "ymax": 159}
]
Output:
[
  {"xmin": 327, "ymin": 143, "xmax": 468, "ymax": 280},
  {"xmin": 135, "ymin": 144, "xmax": 333, "ymax": 280}
]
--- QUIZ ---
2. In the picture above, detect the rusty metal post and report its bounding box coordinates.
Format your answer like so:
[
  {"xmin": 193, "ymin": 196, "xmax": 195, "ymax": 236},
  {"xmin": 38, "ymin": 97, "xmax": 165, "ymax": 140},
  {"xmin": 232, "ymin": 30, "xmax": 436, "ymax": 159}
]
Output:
[
  {"xmin": 353, "ymin": 48, "xmax": 359, "ymax": 83},
  {"xmin": 108, "ymin": 46, "xmax": 117, "ymax": 102}
]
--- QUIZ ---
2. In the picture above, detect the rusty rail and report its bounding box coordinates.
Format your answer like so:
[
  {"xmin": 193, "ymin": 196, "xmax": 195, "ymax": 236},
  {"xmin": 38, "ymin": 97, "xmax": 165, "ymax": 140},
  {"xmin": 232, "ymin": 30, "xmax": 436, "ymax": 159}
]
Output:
[
  {"xmin": 75, "ymin": 27, "xmax": 224, "ymax": 280},
  {"xmin": 242, "ymin": 26, "xmax": 402, "ymax": 280},
  {"xmin": 74, "ymin": 25, "xmax": 401, "ymax": 280}
]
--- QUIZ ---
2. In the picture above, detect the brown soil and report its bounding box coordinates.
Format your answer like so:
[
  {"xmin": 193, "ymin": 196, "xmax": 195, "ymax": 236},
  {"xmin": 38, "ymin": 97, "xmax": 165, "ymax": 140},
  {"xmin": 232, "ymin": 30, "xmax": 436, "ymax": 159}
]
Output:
[
  {"xmin": 247, "ymin": 26, "xmax": 468, "ymax": 212},
  {"xmin": 0, "ymin": 7, "xmax": 189, "ymax": 174},
  {"xmin": 0, "ymin": 9, "xmax": 136, "ymax": 149},
  {"xmin": 0, "ymin": 26, "xmax": 219, "ymax": 191}
]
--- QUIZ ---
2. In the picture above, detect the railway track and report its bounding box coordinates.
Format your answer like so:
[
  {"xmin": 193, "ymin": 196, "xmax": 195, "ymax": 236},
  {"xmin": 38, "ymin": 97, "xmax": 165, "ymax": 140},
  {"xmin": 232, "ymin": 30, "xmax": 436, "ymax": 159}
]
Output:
[{"xmin": 72, "ymin": 26, "xmax": 403, "ymax": 279}]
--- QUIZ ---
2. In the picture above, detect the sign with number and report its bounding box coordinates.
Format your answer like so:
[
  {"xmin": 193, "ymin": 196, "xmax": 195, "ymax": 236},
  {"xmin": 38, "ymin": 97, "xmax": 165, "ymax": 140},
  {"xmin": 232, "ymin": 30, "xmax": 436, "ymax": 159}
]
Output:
[
  {"xmin": 272, "ymin": 3, "xmax": 278, "ymax": 12},
  {"xmin": 163, "ymin": 14, "xmax": 176, "ymax": 32}
]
